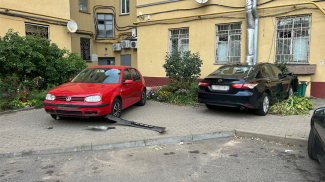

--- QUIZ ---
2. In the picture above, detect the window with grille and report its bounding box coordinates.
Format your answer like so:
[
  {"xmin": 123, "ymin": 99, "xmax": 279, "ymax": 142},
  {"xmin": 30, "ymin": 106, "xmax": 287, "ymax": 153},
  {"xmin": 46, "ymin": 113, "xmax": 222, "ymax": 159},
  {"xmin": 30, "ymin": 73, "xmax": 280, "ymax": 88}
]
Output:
[
  {"xmin": 216, "ymin": 23, "xmax": 242, "ymax": 63},
  {"xmin": 168, "ymin": 28, "xmax": 189, "ymax": 54},
  {"xmin": 97, "ymin": 14, "xmax": 113, "ymax": 38},
  {"xmin": 80, "ymin": 38, "xmax": 90, "ymax": 61},
  {"xmin": 275, "ymin": 15, "xmax": 311, "ymax": 63},
  {"xmin": 79, "ymin": 0, "xmax": 87, "ymax": 11},
  {"xmin": 25, "ymin": 23, "xmax": 49, "ymax": 39},
  {"xmin": 121, "ymin": 0, "xmax": 130, "ymax": 14}
]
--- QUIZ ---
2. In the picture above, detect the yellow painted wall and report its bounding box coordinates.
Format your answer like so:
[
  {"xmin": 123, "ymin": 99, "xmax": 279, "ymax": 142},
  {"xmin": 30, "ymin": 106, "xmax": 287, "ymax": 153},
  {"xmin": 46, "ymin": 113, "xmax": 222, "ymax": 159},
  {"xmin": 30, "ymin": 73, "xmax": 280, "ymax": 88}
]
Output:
[
  {"xmin": 70, "ymin": 0, "xmax": 138, "ymax": 67},
  {"xmin": 136, "ymin": 0, "xmax": 325, "ymax": 97},
  {"xmin": 0, "ymin": 0, "xmax": 72, "ymax": 50},
  {"xmin": 0, "ymin": 0, "xmax": 70, "ymax": 19}
]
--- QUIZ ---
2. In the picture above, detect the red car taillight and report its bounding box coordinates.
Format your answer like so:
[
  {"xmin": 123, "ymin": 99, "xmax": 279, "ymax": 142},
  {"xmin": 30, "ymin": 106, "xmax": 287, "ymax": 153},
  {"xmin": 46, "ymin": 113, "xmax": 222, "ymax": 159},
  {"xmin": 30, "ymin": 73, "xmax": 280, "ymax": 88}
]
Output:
[
  {"xmin": 231, "ymin": 83, "xmax": 258, "ymax": 89},
  {"xmin": 199, "ymin": 82, "xmax": 210, "ymax": 87}
]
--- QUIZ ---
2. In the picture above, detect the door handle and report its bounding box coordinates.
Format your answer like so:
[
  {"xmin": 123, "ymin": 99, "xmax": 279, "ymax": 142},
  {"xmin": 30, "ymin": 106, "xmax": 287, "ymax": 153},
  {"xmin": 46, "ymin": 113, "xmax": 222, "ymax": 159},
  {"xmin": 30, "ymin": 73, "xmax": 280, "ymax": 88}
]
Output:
[{"xmin": 133, "ymin": 85, "xmax": 135, "ymax": 87}]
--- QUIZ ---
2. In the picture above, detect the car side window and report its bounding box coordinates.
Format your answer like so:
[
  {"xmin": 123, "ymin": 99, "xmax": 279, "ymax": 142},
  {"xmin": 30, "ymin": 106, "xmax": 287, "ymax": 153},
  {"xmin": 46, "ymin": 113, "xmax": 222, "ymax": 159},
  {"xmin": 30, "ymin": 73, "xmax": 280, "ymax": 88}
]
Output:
[
  {"xmin": 270, "ymin": 65, "xmax": 283, "ymax": 77},
  {"xmin": 262, "ymin": 65, "xmax": 274, "ymax": 78},
  {"xmin": 130, "ymin": 68, "xmax": 141, "ymax": 81},
  {"xmin": 123, "ymin": 69, "xmax": 132, "ymax": 82}
]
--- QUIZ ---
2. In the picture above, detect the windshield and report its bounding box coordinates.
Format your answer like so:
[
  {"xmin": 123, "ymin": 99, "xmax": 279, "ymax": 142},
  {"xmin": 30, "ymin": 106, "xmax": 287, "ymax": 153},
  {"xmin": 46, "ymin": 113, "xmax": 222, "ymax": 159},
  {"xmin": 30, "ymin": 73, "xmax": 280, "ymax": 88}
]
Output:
[
  {"xmin": 209, "ymin": 66, "xmax": 256, "ymax": 77},
  {"xmin": 71, "ymin": 68, "xmax": 121, "ymax": 84}
]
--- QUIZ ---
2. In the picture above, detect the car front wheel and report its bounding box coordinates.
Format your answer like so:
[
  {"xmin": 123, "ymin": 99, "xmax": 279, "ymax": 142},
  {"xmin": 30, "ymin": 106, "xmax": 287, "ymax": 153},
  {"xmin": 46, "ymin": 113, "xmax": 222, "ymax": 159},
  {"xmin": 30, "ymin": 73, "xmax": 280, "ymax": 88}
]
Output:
[
  {"xmin": 255, "ymin": 93, "xmax": 270, "ymax": 116},
  {"xmin": 51, "ymin": 114, "xmax": 61, "ymax": 120},
  {"xmin": 110, "ymin": 98, "xmax": 122, "ymax": 118},
  {"xmin": 308, "ymin": 129, "xmax": 318, "ymax": 160}
]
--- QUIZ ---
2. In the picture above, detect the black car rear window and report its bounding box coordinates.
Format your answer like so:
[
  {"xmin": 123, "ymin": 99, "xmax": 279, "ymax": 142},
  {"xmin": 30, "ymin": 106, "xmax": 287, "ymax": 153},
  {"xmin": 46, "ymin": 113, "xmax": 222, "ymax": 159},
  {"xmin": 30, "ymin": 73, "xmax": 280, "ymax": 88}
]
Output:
[
  {"xmin": 209, "ymin": 66, "xmax": 256, "ymax": 77},
  {"xmin": 72, "ymin": 68, "xmax": 121, "ymax": 84}
]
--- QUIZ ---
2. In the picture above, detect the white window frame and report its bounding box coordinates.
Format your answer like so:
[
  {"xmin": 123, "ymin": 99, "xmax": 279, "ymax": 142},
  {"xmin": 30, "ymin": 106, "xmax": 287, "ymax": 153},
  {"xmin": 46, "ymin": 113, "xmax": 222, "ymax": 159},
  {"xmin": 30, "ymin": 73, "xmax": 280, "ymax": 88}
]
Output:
[
  {"xmin": 215, "ymin": 22, "xmax": 242, "ymax": 64},
  {"xmin": 121, "ymin": 0, "xmax": 130, "ymax": 15},
  {"xmin": 168, "ymin": 27, "xmax": 189, "ymax": 54},
  {"xmin": 25, "ymin": 23, "xmax": 49, "ymax": 39},
  {"xmin": 79, "ymin": 0, "xmax": 88, "ymax": 12},
  {"xmin": 275, "ymin": 14, "xmax": 311, "ymax": 64}
]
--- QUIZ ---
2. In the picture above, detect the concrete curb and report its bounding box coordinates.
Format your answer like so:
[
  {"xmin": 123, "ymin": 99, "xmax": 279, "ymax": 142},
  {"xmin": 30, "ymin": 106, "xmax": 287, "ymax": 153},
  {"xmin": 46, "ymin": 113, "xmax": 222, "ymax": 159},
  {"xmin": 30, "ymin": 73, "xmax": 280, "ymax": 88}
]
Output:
[
  {"xmin": 0, "ymin": 130, "xmax": 235, "ymax": 158},
  {"xmin": 0, "ymin": 107, "xmax": 38, "ymax": 116},
  {"xmin": 235, "ymin": 130, "xmax": 308, "ymax": 147}
]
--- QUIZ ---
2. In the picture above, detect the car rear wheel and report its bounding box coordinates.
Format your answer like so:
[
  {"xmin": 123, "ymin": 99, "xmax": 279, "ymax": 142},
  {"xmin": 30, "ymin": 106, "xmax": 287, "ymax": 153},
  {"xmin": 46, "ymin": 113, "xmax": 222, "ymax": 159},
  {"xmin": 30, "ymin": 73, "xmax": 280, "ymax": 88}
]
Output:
[
  {"xmin": 255, "ymin": 93, "xmax": 270, "ymax": 116},
  {"xmin": 137, "ymin": 89, "xmax": 146, "ymax": 106},
  {"xmin": 308, "ymin": 129, "xmax": 318, "ymax": 160}
]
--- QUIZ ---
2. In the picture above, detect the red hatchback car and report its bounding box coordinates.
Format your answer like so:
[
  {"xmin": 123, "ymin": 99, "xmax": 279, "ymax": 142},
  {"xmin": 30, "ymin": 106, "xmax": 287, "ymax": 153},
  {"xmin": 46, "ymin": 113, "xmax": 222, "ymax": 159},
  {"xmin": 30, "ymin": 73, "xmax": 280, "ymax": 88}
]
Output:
[{"xmin": 43, "ymin": 66, "xmax": 146, "ymax": 120}]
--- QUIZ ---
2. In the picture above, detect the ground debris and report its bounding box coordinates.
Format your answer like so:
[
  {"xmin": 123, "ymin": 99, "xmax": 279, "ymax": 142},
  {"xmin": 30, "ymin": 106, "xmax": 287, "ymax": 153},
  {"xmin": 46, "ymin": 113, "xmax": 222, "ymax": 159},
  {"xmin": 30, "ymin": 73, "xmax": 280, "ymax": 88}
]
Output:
[{"xmin": 88, "ymin": 126, "xmax": 116, "ymax": 131}]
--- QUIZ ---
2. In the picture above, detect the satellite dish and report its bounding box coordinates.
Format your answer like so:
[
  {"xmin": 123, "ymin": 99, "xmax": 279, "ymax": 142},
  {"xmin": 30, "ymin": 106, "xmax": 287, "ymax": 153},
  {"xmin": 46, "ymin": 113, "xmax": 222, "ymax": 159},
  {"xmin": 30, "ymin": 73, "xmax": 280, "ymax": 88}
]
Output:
[
  {"xmin": 67, "ymin": 21, "xmax": 78, "ymax": 33},
  {"xmin": 196, "ymin": 0, "xmax": 208, "ymax": 3}
]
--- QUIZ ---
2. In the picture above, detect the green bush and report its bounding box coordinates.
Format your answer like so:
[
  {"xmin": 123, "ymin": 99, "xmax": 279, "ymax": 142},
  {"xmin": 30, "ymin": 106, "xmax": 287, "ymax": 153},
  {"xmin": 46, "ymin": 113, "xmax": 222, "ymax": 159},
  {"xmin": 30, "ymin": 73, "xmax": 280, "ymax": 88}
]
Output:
[
  {"xmin": 163, "ymin": 51, "xmax": 203, "ymax": 82},
  {"xmin": 147, "ymin": 81, "xmax": 199, "ymax": 106},
  {"xmin": 269, "ymin": 96, "xmax": 314, "ymax": 115},
  {"xmin": 0, "ymin": 29, "xmax": 87, "ymax": 91},
  {"xmin": 29, "ymin": 87, "xmax": 54, "ymax": 108}
]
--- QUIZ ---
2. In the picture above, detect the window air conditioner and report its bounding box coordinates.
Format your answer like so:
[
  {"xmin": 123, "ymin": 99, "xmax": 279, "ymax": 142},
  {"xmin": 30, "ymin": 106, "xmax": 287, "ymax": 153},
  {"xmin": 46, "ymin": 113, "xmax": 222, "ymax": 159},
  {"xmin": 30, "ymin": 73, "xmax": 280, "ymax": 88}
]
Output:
[
  {"xmin": 130, "ymin": 41, "xmax": 137, "ymax": 49},
  {"xmin": 121, "ymin": 40, "xmax": 131, "ymax": 48},
  {"xmin": 113, "ymin": 43, "xmax": 121, "ymax": 51}
]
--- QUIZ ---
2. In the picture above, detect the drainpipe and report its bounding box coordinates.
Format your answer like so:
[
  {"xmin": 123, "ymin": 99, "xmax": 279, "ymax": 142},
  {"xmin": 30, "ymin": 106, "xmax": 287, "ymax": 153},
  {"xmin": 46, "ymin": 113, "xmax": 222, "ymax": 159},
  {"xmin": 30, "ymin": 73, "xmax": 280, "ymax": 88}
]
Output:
[
  {"xmin": 245, "ymin": 0, "xmax": 254, "ymax": 66},
  {"xmin": 252, "ymin": 0, "xmax": 259, "ymax": 65}
]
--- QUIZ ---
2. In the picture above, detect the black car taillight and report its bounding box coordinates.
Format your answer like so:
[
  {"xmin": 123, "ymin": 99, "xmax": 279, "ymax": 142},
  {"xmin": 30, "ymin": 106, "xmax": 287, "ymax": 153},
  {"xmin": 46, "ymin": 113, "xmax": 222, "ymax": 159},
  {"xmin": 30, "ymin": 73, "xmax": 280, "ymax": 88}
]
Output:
[
  {"xmin": 232, "ymin": 83, "xmax": 258, "ymax": 89},
  {"xmin": 199, "ymin": 82, "xmax": 210, "ymax": 87}
]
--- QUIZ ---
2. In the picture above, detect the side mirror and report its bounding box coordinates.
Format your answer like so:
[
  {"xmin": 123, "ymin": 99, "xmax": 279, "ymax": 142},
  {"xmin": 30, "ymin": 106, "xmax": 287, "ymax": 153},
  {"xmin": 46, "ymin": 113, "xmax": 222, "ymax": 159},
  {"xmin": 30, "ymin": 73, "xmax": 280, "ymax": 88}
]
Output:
[
  {"xmin": 68, "ymin": 78, "xmax": 72, "ymax": 82},
  {"xmin": 124, "ymin": 80, "xmax": 133, "ymax": 84}
]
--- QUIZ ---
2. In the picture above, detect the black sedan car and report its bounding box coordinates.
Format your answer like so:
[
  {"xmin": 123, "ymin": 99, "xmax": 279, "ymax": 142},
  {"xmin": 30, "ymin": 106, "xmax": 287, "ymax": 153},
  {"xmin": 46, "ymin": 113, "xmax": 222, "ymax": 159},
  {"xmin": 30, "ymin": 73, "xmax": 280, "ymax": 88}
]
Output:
[
  {"xmin": 198, "ymin": 63, "xmax": 293, "ymax": 116},
  {"xmin": 308, "ymin": 107, "xmax": 325, "ymax": 167}
]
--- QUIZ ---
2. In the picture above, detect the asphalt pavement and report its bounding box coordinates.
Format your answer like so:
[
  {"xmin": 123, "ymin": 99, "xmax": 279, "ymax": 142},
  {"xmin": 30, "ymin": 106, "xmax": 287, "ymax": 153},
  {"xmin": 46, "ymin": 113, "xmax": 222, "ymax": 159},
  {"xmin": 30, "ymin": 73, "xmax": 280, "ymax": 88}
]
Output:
[
  {"xmin": 0, "ymin": 138, "xmax": 324, "ymax": 182},
  {"xmin": 0, "ymin": 98, "xmax": 324, "ymax": 158}
]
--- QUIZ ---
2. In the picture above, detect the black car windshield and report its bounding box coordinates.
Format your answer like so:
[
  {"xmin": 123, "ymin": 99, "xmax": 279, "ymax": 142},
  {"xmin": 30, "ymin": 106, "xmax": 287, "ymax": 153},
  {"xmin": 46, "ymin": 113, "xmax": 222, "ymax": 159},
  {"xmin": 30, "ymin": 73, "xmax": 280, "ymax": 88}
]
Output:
[
  {"xmin": 71, "ymin": 68, "xmax": 121, "ymax": 84},
  {"xmin": 209, "ymin": 66, "xmax": 256, "ymax": 77}
]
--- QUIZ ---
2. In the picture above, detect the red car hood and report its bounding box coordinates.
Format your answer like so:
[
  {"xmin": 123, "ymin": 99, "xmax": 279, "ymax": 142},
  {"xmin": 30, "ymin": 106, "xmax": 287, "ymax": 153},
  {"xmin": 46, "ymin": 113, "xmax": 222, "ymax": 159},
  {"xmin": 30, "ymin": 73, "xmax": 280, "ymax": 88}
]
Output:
[{"xmin": 49, "ymin": 82, "xmax": 119, "ymax": 96}]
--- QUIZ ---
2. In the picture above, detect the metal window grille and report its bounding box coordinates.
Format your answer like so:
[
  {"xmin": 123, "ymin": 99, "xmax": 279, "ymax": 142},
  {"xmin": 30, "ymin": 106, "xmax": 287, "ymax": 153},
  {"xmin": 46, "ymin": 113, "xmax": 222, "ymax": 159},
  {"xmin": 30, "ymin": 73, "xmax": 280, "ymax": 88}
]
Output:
[
  {"xmin": 215, "ymin": 23, "xmax": 242, "ymax": 63},
  {"xmin": 80, "ymin": 38, "xmax": 90, "ymax": 60},
  {"xmin": 275, "ymin": 15, "xmax": 311, "ymax": 63},
  {"xmin": 97, "ymin": 14, "xmax": 113, "ymax": 38},
  {"xmin": 79, "ymin": 0, "xmax": 87, "ymax": 11},
  {"xmin": 121, "ymin": 0, "xmax": 130, "ymax": 14},
  {"xmin": 168, "ymin": 28, "xmax": 189, "ymax": 54},
  {"xmin": 25, "ymin": 23, "xmax": 49, "ymax": 39}
]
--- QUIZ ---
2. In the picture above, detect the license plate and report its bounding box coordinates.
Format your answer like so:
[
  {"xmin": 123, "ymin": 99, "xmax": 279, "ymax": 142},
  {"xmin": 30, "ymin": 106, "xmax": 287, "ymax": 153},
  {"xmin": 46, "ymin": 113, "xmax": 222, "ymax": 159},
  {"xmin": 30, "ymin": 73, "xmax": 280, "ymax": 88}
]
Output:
[
  {"xmin": 57, "ymin": 107, "xmax": 79, "ymax": 111},
  {"xmin": 211, "ymin": 85, "xmax": 229, "ymax": 91}
]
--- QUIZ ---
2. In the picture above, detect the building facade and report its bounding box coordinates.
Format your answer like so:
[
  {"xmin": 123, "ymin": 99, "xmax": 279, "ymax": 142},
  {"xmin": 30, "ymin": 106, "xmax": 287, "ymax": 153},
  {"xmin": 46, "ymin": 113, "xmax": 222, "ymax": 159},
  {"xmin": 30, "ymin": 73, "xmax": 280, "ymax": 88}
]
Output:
[
  {"xmin": 135, "ymin": 0, "xmax": 325, "ymax": 98},
  {"xmin": 70, "ymin": 0, "xmax": 138, "ymax": 68},
  {"xmin": 0, "ymin": 0, "xmax": 72, "ymax": 51}
]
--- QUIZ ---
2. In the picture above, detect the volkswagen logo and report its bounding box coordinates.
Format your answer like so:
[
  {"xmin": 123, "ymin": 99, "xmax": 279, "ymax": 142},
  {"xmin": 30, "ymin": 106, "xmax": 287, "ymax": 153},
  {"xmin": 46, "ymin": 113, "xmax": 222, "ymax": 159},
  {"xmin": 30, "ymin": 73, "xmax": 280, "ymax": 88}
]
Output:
[
  {"xmin": 66, "ymin": 96, "xmax": 71, "ymax": 102},
  {"xmin": 218, "ymin": 79, "xmax": 222, "ymax": 83}
]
